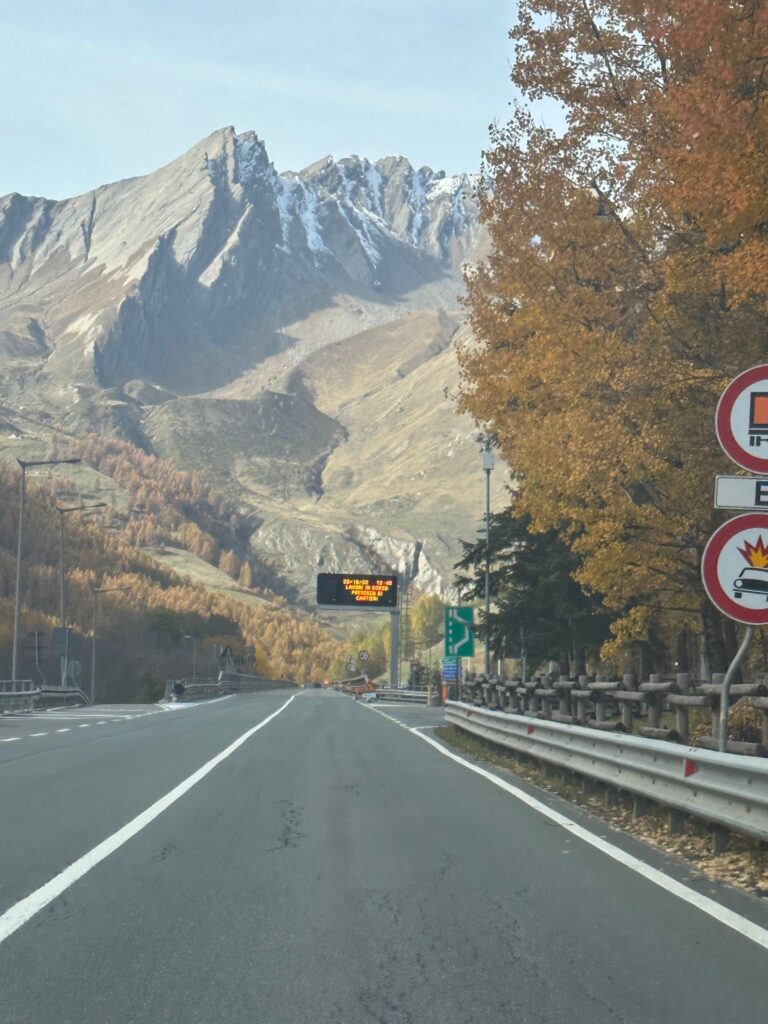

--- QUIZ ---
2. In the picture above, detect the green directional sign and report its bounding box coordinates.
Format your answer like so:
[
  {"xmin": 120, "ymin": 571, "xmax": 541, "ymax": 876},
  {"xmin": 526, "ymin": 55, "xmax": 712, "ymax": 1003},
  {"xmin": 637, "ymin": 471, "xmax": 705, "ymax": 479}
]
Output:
[{"xmin": 444, "ymin": 606, "xmax": 474, "ymax": 657}]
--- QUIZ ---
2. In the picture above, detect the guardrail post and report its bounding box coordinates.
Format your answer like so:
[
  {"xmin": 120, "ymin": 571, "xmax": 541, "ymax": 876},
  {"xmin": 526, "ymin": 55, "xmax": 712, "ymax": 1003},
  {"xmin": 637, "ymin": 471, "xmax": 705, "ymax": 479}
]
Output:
[
  {"xmin": 711, "ymin": 824, "xmax": 729, "ymax": 854},
  {"xmin": 711, "ymin": 673, "xmax": 725, "ymax": 739},
  {"xmin": 669, "ymin": 809, "xmax": 686, "ymax": 835},
  {"xmin": 647, "ymin": 675, "xmax": 661, "ymax": 728},
  {"xmin": 621, "ymin": 674, "xmax": 636, "ymax": 731},
  {"xmin": 674, "ymin": 673, "xmax": 690, "ymax": 742},
  {"xmin": 633, "ymin": 795, "xmax": 652, "ymax": 819}
]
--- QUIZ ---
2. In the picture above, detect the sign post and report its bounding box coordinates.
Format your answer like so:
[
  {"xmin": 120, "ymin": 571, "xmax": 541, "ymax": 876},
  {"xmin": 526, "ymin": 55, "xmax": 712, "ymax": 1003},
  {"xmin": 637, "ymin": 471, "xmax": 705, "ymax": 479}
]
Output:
[
  {"xmin": 705, "ymin": 365, "xmax": 768, "ymax": 749},
  {"xmin": 316, "ymin": 572, "xmax": 400, "ymax": 688}
]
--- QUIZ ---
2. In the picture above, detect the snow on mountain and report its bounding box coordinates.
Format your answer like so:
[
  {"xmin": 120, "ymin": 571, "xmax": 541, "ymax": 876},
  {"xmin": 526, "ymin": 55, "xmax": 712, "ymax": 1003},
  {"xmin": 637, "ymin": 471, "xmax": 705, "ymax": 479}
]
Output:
[
  {"xmin": 0, "ymin": 127, "xmax": 481, "ymax": 407},
  {"xmin": 0, "ymin": 127, "xmax": 493, "ymax": 601}
]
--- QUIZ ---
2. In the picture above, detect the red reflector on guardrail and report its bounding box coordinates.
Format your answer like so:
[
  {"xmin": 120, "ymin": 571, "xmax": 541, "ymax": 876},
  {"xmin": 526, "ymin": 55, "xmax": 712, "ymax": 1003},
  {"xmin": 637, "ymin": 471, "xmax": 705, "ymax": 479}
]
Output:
[
  {"xmin": 527, "ymin": 724, "xmax": 535, "ymax": 735},
  {"xmin": 684, "ymin": 759, "xmax": 699, "ymax": 778}
]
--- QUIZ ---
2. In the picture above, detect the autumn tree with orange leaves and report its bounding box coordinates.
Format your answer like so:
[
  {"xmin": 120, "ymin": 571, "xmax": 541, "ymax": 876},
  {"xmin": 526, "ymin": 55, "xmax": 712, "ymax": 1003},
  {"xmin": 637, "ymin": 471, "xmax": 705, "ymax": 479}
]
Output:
[{"xmin": 460, "ymin": 1, "xmax": 768, "ymax": 675}]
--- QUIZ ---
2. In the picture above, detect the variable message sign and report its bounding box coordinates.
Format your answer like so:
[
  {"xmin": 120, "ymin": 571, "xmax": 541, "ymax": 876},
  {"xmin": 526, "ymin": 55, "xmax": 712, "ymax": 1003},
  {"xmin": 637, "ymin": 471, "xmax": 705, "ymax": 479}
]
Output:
[{"xmin": 316, "ymin": 572, "xmax": 398, "ymax": 610}]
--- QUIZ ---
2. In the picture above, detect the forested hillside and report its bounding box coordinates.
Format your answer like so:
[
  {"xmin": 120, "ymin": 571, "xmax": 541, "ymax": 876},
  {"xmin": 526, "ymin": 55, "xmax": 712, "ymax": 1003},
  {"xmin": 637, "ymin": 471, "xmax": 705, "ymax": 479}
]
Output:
[{"xmin": 0, "ymin": 462, "xmax": 344, "ymax": 697}]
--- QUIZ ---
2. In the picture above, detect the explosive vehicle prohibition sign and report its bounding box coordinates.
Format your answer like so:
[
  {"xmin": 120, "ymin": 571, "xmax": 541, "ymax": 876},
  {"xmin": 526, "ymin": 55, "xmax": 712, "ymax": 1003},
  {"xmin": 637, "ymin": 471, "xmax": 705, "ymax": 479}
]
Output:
[{"xmin": 701, "ymin": 513, "xmax": 768, "ymax": 624}]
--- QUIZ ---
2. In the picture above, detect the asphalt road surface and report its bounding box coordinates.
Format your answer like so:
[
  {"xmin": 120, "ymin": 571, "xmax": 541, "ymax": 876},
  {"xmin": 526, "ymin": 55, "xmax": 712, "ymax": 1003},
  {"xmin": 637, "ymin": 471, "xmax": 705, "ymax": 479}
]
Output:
[{"xmin": 2, "ymin": 690, "xmax": 768, "ymax": 1023}]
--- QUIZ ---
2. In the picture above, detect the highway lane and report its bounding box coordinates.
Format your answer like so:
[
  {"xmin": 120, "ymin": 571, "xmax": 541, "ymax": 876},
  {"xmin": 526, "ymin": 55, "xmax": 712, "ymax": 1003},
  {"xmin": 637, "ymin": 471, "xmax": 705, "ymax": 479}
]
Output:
[
  {"xmin": 0, "ymin": 693, "xmax": 288, "ymax": 913},
  {"xmin": 2, "ymin": 689, "xmax": 768, "ymax": 1023}
]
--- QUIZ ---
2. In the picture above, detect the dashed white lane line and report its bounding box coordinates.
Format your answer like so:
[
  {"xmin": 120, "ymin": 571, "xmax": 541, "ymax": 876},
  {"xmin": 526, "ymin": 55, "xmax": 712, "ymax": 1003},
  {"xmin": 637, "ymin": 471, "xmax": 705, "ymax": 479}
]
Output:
[
  {"xmin": 1, "ymin": 738, "xmax": 21, "ymax": 743},
  {"xmin": 78, "ymin": 724, "xmax": 90, "ymax": 729},
  {"xmin": 29, "ymin": 733, "xmax": 48, "ymax": 738},
  {"xmin": 56, "ymin": 729, "xmax": 70, "ymax": 733},
  {"xmin": 0, "ymin": 693, "xmax": 297, "ymax": 945}
]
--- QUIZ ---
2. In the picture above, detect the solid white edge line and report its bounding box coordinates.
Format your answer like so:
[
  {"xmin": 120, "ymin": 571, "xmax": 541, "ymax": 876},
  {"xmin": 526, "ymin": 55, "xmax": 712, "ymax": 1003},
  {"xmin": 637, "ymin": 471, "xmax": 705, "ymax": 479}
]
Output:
[
  {"xmin": 0, "ymin": 693, "xmax": 297, "ymax": 945},
  {"xmin": 410, "ymin": 726, "xmax": 768, "ymax": 952}
]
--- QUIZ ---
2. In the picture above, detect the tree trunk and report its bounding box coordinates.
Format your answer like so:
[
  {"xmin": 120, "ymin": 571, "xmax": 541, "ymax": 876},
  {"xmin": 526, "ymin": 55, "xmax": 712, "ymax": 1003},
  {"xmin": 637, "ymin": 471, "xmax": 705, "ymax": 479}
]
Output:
[
  {"xmin": 675, "ymin": 629, "xmax": 690, "ymax": 673},
  {"xmin": 700, "ymin": 601, "xmax": 728, "ymax": 676},
  {"xmin": 573, "ymin": 646, "xmax": 586, "ymax": 677}
]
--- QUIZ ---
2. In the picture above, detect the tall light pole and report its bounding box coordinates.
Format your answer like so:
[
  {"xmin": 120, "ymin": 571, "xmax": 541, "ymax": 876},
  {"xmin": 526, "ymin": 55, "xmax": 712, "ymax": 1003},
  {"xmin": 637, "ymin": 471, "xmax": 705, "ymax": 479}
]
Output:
[
  {"xmin": 57, "ymin": 502, "xmax": 107, "ymax": 684},
  {"xmin": 481, "ymin": 440, "xmax": 494, "ymax": 678},
  {"xmin": 91, "ymin": 585, "xmax": 130, "ymax": 704},
  {"xmin": 184, "ymin": 634, "xmax": 197, "ymax": 679},
  {"xmin": 12, "ymin": 457, "xmax": 81, "ymax": 681}
]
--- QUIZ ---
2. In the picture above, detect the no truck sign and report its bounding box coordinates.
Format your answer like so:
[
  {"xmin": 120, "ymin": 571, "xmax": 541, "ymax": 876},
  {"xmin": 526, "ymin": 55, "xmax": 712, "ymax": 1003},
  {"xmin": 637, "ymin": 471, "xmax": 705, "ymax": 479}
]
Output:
[{"xmin": 715, "ymin": 364, "xmax": 768, "ymax": 473}]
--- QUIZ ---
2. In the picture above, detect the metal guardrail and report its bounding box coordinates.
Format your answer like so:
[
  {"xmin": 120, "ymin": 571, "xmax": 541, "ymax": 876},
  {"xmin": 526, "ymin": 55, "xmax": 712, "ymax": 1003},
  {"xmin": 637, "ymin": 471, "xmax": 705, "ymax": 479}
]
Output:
[
  {"xmin": 37, "ymin": 686, "xmax": 89, "ymax": 707},
  {"xmin": 164, "ymin": 678, "xmax": 218, "ymax": 702},
  {"xmin": 446, "ymin": 701, "xmax": 768, "ymax": 842},
  {"xmin": 0, "ymin": 680, "xmax": 38, "ymax": 712},
  {"xmin": 218, "ymin": 672, "xmax": 296, "ymax": 693},
  {"xmin": 164, "ymin": 673, "xmax": 296, "ymax": 701},
  {"xmin": 1, "ymin": 680, "xmax": 87, "ymax": 712},
  {"xmin": 1, "ymin": 680, "xmax": 36, "ymax": 694},
  {"xmin": 461, "ymin": 671, "xmax": 768, "ymax": 756},
  {"xmin": 376, "ymin": 689, "xmax": 429, "ymax": 704}
]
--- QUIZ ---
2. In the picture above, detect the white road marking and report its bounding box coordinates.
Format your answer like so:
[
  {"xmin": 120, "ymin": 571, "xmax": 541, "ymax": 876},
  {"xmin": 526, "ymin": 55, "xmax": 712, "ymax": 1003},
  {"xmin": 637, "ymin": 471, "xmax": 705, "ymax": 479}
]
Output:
[
  {"xmin": 56, "ymin": 729, "xmax": 70, "ymax": 733},
  {"xmin": 1, "ymin": 738, "xmax": 21, "ymax": 743},
  {"xmin": 160, "ymin": 695, "xmax": 235, "ymax": 711},
  {"xmin": 411, "ymin": 726, "xmax": 768, "ymax": 953},
  {"xmin": 78, "ymin": 724, "xmax": 90, "ymax": 729},
  {"xmin": 29, "ymin": 733, "xmax": 47, "ymax": 738},
  {"xmin": 0, "ymin": 693, "xmax": 297, "ymax": 945}
]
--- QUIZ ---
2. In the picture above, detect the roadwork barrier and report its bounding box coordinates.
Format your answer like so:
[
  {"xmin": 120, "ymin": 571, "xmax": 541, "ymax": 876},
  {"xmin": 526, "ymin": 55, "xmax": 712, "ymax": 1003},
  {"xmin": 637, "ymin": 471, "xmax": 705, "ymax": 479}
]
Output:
[
  {"xmin": 446, "ymin": 701, "xmax": 768, "ymax": 846},
  {"xmin": 375, "ymin": 688, "xmax": 429, "ymax": 704}
]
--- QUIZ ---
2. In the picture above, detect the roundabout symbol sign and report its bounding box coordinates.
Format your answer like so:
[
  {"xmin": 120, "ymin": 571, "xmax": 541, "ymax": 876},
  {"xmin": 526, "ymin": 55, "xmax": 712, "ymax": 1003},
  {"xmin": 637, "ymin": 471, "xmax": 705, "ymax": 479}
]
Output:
[{"xmin": 701, "ymin": 513, "xmax": 768, "ymax": 625}]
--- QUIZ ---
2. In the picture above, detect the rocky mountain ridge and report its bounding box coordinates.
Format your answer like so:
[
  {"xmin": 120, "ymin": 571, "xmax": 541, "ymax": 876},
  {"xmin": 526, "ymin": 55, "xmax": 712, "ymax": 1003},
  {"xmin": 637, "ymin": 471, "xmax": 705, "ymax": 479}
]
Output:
[{"xmin": 0, "ymin": 127, "xmax": 504, "ymax": 602}]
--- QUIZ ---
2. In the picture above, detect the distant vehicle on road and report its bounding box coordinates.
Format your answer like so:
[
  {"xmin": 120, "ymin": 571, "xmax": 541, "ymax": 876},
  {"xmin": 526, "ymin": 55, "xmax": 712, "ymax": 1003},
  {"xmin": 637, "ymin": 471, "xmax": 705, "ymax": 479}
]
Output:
[{"xmin": 733, "ymin": 566, "xmax": 768, "ymax": 599}]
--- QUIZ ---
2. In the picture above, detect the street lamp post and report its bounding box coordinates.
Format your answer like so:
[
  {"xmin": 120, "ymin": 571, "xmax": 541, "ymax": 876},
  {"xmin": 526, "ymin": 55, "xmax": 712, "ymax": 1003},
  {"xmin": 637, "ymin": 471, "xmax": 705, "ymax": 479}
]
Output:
[
  {"xmin": 184, "ymin": 634, "xmax": 197, "ymax": 680},
  {"xmin": 12, "ymin": 457, "xmax": 81, "ymax": 681},
  {"xmin": 57, "ymin": 502, "xmax": 107, "ymax": 684},
  {"xmin": 91, "ymin": 585, "xmax": 130, "ymax": 704},
  {"xmin": 481, "ymin": 441, "xmax": 494, "ymax": 678}
]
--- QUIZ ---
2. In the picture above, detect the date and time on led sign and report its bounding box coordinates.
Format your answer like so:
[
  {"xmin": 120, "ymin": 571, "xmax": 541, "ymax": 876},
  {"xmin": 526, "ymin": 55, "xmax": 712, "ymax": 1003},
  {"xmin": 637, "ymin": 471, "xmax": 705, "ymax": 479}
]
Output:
[{"xmin": 316, "ymin": 572, "xmax": 398, "ymax": 610}]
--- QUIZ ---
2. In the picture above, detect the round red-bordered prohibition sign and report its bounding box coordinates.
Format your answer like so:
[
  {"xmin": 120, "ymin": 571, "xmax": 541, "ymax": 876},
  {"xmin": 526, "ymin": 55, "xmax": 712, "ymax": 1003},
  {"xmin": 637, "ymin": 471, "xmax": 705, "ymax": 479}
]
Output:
[
  {"xmin": 702, "ymin": 512, "xmax": 768, "ymax": 624},
  {"xmin": 715, "ymin": 363, "xmax": 768, "ymax": 473}
]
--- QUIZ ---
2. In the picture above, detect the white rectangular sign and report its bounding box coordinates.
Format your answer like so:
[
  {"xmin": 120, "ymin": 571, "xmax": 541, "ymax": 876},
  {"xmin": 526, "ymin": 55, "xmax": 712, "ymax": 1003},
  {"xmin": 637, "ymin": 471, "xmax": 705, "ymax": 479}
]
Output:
[{"xmin": 714, "ymin": 475, "xmax": 768, "ymax": 510}]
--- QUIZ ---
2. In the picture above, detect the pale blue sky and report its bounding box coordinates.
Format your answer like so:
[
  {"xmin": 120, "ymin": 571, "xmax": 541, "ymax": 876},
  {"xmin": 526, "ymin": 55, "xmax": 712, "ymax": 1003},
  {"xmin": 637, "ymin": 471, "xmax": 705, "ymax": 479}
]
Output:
[{"xmin": 3, "ymin": 1, "xmax": 520, "ymax": 199}]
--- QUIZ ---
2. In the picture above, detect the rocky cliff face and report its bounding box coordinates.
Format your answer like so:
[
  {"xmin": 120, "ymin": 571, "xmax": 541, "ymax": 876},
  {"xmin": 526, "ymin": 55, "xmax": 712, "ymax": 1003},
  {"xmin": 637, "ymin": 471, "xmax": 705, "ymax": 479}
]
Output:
[
  {"xmin": 0, "ymin": 127, "xmax": 501, "ymax": 602},
  {"xmin": 0, "ymin": 127, "xmax": 480, "ymax": 399}
]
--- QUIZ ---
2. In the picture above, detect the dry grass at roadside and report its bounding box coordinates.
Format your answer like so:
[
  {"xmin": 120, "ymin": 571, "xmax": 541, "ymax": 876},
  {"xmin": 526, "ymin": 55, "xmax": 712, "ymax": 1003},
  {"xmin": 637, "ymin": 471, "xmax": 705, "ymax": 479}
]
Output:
[{"xmin": 435, "ymin": 725, "xmax": 768, "ymax": 900}]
